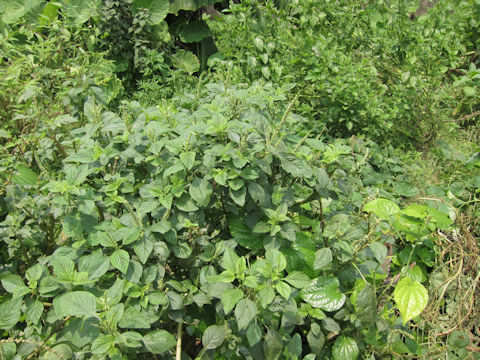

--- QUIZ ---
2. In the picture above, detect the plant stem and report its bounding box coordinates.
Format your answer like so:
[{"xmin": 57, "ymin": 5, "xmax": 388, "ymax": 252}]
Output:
[{"xmin": 176, "ymin": 322, "xmax": 183, "ymax": 360}]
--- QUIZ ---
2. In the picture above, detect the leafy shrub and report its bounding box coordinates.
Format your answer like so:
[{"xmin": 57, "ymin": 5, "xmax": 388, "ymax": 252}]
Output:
[
  {"xmin": 208, "ymin": 0, "xmax": 480, "ymax": 145},
  {"xmin": 0, "ymin": 80, "xmax": 457, "ymax": 358}
]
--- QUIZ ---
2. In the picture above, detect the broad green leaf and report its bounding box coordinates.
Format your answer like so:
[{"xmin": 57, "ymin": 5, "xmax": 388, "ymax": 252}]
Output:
[
  {"xmin": 44, "ymin": 344, "xmax": 73, "ymax": 360},
  {"xmin": 248, "ymin": 182, "xmax": 267, "ymax": 205},
  {"xmin": 63, "ymin": 0, "xmax": 97, "ymax": 25},
  {"xmin": 133, "ymin": 0, "xmax": 169, "ymax": 24},
  {"xmin": 266, "ymin": 249, "xmax": 287, "ymax": 273},
  {"xmin": 126, "ymin": 260, "xmax": 143, "ymax": 283},
  {"xmin": 280, "ymin": 154, "xmax": 313, "ymax": 178},
  {"xmin": 0, "ymin": 298, "xmax": 22, "ymax": 329},
  {"xmin": 234, "ymin": 299, "xmax": 257, "ymax": 330},
  {"xmin": 2, "ymin": 0, "xmax": 43, "ymax": 24},
  {"xmin": 1, "ymin": 274, "xmax": 25, "ymax": 293},
  {"xmin": 179, "ymin": 20, "xmax": 211, "ymax": 43},
  {"xmin": 110, "ymin": 249, "xmax": 130, "ymax": 274},
  {"xmin": 105, "ymin": 279, "xmax": 124, "ymax": 307},
  {"xmin": 26, "ymin": 263, "xmax": 44, "ymax": 283},
  {"xmin": 26, "ymin": 299, "xmax": 43, "ymax": 324},
  {"xmin": 0, "ymin": 343, "xmax": 16, "ymax": 359},
  {"xmin": 52, "ymin": 256, "xmax": 75, "ymax": 279},
  {"xmin": 448, "ymin": 330, "xmax": 470, "ymax": 348},
  {"xmin": 91, "ymin": 334, "xmax": 114, "ymax": 355},
  {"xmin": 78, "ymin": 253, "xmax": 110, "ymax": 279},
  {"xmin": 180, "ymin": 151, "xmax": 196, "ymax": 170},
  {"xmin": 134, "ymin": 237, "xmax": 153, "ymax": 264},
  {"xmin": 11, "ymin": 165, "xmax": 38, "ymax": 185},
  {"xmin": 332, "ymin": 336, "xmax": 359, "ymax": 360},
  {"xmin": 54, "ymin": 291, "xmax": 97, "ymax": 318},
  {"xmin": 354, "ymin": 283, "xmax": 376, "ymax": 324},
  {"xmin": 246, "ymin": 323, "xmax": 262, "ymax": 347},
  {"xmin": 229, "ymin": 187, "xmax": 246, "ymax": 206},
  {"xmin": 221, "ymin": 288, "xmax": 243, "ymax": 314},
  {"xmin": 363, "ymin": 198, "xmax": 400, "ymax": 221},
  {"xmin": 258, "ymin": 285, "xmax": 275, "ymax": 308},
  {"xmin": 222, "ymin": 247, "xmax": 239, "ymax": 273},
  {"xmin": 119, "ymin": 307, "xmax": 159, "ymax": 329},
  {"xmin": 175, "ymin": 193, "xmax": 199, "ymax": 212},
  {"xmin": 263, "ymin": 329, "xmax": 283, "ymax": 360},
  {"xmin": 189, "ymin": 178, "xmax": 213, "ymax": 207},
  {"xmin": 393, "ymin": 277, "xmax": 428, "ymax": 324},
  {"xmin": 202, "ymin": 325, "xmax": 225, "ymax": 350},
  {"xmin": 172, "ymin": 50, "xmax": 200, "ymax": 75},
  {"xmin": 228, "ymin": 217, "xmax": 263, "ymax": 250},
  {"xmin": 287, "ymin": 333, "xmax": 302, "ymax": 358},
  {"xmin": 307, "ymin": 322, "xmax": 324, "ymax": 354},
  {"xmin": 300, "ymin": 277, "xmax": 346, "ymax": 311},
  {"xmin": 275, "ymin": 281, "xmax": 291, "ymax": 299},
  {"xmin": 284, "ymin": 271, "xmax": 312, "ymax": 288},
  {"xmin": 143, "ymin": 330, "xmax": 176, "ymax": 354},
  {"xmin": 313, "ymin": 248, "xmax": 332, "ymax": 270}
]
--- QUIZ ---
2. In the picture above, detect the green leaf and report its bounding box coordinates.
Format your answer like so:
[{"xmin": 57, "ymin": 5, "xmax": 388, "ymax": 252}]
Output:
[
  {"xmin": 263, "ymin": 329, "xmax": 283, "ymax": 360},
  {"xmin": 105, "ymin": 279, "xmax": 124, "ymax": 307},
  {"xmin": 2, "ymin": 0, "xmax": 43, "ymax": 24},
  {"xmin": 313, "ymin": 248, "xmax": 332, "ymax": 270},
  {"xmin": 246, "ymin": 323, "xmax": 262, "ymax": 347},
  {"xmin": 448, "ymin": 330, "xmax": 470, "ymax": 348},
  {"xmin": 11, "ymin": 165, "xmax": 38, "ymax": 186},
  {"xmin": 266, "ymin": 249, "xmax": 287, "ymax": 273},
  {"xmin": 110, "ymin": 249, "xmax": 130, "ymax": 274},
  {"xmin": 54, "ymin": 291, "xmax": 97, "ymax": 318},
  {"xmin": 25, "ymin": 299, "xmax": 43, "ymax": 324},
  {"xmin": 275, "ymin": 281, "xmax": 291, "ymax": 300},
  {"xmin": 221, "ymin": 288, "xmax": 243, "ymax": 314},
  {"xmin": 133, "ymin": 237, "xmax": 153, "ymax": 264},
  {"xmin": 52, "ymin": 256, "xmax": 75, "ymax": 279},
  {"xmin": 307, "ymin": 323, "xmax": 324, "ymax": 354},
  {"xmin": 332, "ymin": 336, "xmax": 359, "ymax": 360},
  {"xmin": 78, "ymin": 253, "xmax": 110, "ymax": 280},
  {"xmin": 280, "ymin": 154, "xmax": 313, "ymax": 178},
  {"xmin": 172, "ymin": 50, "xmax": 200, "ymax": 75},
  {"xmin": 63, "ymin": 0, "xmax": 97, "ymax": 24},
  {"xmin": 287, "ymin": 333, "xmax": 302, "ymax": 358},
  {"xmin": 202, "ymin": 325, "xmax": 225, "ymax": 350},
  {"xmin": 180, "ymin": 151, "xmax": 196, "ymax": 170},
  {"xmin": 394, "ymin": 277, "xmax": 428, "ymax": 324},
  {"xmin": 0, "ymin": 298, "xmax": 22, "ymax": 329},
  {"xmin": 228, "ymin": 217, "xmax": 263, "ymax": 250},
  {"xmin": 143, "ymin": 330, "xmax": 176, "ymax": 354},
  {"xmin": 364, "ymin": 198, "xmax": 400, "ymax": 221},
  {"xmin": 0, "ymin": 342, "xmax": 16, "ymax": 359},
  {"xmin": 229, "ymin": 187, "xmax": 246, "ymax": 206},
  {"xmin": 175, "ymin": 193, "xmax": 199, "ymax": 212},
  {"xmin": 222, "ymin": 247, "xmax": 239, "ymax": 273},
  {"xmin": 355, "ymin": 283, "xmax": 376, "ymax": 324},
  {"xmin": 179, "ymin": 20, "xmax": 211, "ymax": 43},
  {"xmin": 189, "ymin": 178, "xmax": 213, "ymax": 207},
  {"xmin": 132, "ymin": 0, "xmax": 169, "ymax": 24},
  {"xmin": 91, "ymin": 334, "xmax": 114, "ymax": 355},
  {"xmin": 259, "ymin": 285, "xmax": 275, "ymax": 308},
  {"xmin": 235, "ymin": 299, "xmax": 257, "ymax": 330},
  {"xmin": 1, "ymin": 274, "xmax": 25, "ymax": 293},
  {"xmin": 300, "ymin": 277, "xmax": 346, "ymax": 311},
  {"xmin": 44, "ymin": 344, "xmax": 73, "ymax": 360},
  {"xmin": 248, "ymin": 182, "xmax": 267, "ymax": 205},
  {"xmin": 284, "ymin": 271, "xmax": 311, "ymax": 288}
]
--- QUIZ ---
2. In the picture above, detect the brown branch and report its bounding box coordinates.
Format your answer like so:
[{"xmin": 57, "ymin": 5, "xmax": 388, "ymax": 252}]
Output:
[{"xmin": 448, "ymin": 110, "xmax": 480, "ymax": 123}]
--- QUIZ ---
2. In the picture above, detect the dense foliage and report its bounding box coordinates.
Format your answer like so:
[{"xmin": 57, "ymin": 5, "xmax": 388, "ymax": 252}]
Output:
[{"xmin": 0, "ymin": 0, "xmax": 479, "ymax": 359}]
